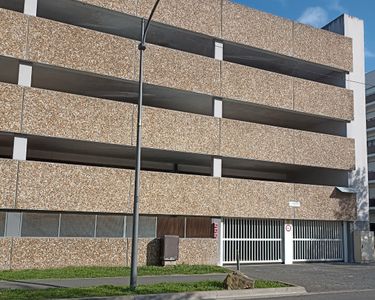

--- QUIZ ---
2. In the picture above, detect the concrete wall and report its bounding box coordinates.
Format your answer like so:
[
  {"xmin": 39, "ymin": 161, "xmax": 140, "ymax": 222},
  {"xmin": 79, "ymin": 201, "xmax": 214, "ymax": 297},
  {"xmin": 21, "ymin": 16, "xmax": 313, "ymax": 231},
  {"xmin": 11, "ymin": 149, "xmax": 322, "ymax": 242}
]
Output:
[
  {"xmin": 72, "ymin": 0, "xmax": 352, "ymax": 71},
  {"xmin": 0, "ymin": 84, "xmax": 355, "ymax": 170},
  {"xmin": 1, "ymin": 160, "xmax": 356, "ymax": 221},
  {"xmin": 0, "ymin": 9, "xmax": 354, "ymax": 122},
  {"xmin": 0, "ymin": 237, "xmax": 219, "ymax": 270}
]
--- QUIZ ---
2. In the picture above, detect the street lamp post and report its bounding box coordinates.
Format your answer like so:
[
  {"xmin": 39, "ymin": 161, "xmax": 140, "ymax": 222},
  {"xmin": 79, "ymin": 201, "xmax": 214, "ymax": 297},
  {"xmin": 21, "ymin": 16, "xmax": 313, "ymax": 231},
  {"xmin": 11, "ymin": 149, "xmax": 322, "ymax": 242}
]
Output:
[{"xmin": 130, "ymin": 0, "xmax": 161, "ymax": 290}]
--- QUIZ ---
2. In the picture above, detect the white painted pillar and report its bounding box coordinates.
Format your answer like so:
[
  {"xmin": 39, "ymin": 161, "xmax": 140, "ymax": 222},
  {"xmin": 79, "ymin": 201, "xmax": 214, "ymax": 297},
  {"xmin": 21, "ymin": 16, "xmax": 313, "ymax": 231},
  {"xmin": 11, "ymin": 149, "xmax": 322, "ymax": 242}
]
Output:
[
  {"xmin": 18, "ymin": 63, "xmax": 33, "ymax": 87},
  {"xmin": 213, "ymin": 99, "xmax": 223, "ymax": 118},
  {"xmin": 284, "ymin": 221, "xmax": 293, "ymax": 264},
  {"xmin": 24, "ymin": 0, "xmax": 38, "ymax": 16},
  {"xmin": 214, "ymin": 41, "xmax": 223, "ymax": 61},
  {"xmin": 344, "ymin": 16, "xmax": 369, "ymax": 231},
  {"xmin": 13, "ymin": 137, "xmax": 28, "ymax": 160},
  {"xmin": 212, "ymin": 157, "xmax": 222, "ymax": 178}
]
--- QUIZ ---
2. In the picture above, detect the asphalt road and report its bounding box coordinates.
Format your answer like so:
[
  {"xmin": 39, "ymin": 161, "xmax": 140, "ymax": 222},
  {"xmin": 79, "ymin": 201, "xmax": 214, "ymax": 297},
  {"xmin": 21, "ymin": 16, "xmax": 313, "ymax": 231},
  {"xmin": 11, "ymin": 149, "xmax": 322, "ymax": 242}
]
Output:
[
  {"xmin": 233, "ymin": 263, "xmax": 375, "ymax": 299},
  {"xmin": 275, "ymin": 289, "xmax": 375, "ymax": 300},
  {"xmin": 235, "ymin": 263, "xmax": 375, "ymax": 292}
]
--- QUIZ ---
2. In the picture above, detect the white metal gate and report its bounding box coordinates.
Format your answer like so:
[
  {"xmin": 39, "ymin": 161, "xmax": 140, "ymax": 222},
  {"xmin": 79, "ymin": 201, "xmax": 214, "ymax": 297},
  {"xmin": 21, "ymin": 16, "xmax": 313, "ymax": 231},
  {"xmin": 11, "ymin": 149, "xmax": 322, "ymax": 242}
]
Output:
[
  {"xmin": 293, "ymin": 220, "xmax": 344, "ymax": 262},
  {"xmin": 223, "ymin": 218, "xmax": 284, "ymax": 264}
]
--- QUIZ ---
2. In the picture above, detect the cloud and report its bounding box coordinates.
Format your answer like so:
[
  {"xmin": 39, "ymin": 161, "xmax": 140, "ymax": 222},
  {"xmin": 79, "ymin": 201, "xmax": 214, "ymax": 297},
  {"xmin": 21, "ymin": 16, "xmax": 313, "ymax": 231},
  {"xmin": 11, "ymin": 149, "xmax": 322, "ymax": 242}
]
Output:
[
  {"xmin": 297, "ymin": 7, "xmax": 329, "ymax": 28},
  {"xmin": 329, "ymin": 0, "xmax": 345, "ymax": 13},
  {"xmin": 365, "ymin": 48, "xmax": 375, "ymax": 58}
]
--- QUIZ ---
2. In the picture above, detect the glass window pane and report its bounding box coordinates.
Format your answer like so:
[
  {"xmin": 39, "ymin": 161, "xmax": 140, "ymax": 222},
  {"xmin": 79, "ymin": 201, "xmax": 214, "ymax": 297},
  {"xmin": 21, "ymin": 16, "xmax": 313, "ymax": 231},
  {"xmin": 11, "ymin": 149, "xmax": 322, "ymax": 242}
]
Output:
[
  {"xmin": 156, "ymin": 216, "xmax": 185, "ymax": 238},
  {"xmin": 186, "ymin": 217, "xmax": 212, "ymax": 238},
  {"xmin": 0, "ymin": 212, "xmax": 5, "ymax": 236},
  {"xmin": 96, "ymin": 214, "xmax": 124, "ymax": 238},
  {"xmin": 21, "ymin": 212, "xmax": 59, "ymax": 237},
  {"xmin": 60, "ymin": 214, "xmax": 95, "ymax": 237},
  {"xmin": 126, "ymin": 216, "xmax": 156, "ymax": 238}
]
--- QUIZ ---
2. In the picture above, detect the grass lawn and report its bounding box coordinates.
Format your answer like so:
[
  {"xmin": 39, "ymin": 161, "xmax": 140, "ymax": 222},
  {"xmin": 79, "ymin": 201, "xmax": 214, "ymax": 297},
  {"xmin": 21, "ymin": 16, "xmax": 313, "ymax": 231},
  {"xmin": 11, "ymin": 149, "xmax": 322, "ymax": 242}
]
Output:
[
  {"xmin": 0, "ymin": 265, "xmax": 229, "ymax": 281},
  {"xmin": 0, "ymin": 280, "xmax": 290, "ymax": 300}
]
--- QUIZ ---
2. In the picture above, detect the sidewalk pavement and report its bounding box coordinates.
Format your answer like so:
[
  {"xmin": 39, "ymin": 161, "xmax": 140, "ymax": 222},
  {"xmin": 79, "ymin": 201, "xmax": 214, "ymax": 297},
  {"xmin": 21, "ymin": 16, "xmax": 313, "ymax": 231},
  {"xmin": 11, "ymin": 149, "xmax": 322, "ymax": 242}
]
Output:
[{"xmin": 0, "ymin": 273, "xmax": 227, "ymax": 290}]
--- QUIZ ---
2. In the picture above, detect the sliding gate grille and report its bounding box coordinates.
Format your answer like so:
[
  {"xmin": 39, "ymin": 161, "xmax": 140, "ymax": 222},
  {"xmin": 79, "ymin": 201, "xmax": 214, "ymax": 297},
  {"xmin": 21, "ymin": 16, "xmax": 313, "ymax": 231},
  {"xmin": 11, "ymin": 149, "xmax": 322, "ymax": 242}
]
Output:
[
  {"xmin": 293, "ymin": 220, "xmax": 343, "ymax": 262},
  {"xmin": 223, "ymin": 218, "xmax": 283, "ymax": 264}
]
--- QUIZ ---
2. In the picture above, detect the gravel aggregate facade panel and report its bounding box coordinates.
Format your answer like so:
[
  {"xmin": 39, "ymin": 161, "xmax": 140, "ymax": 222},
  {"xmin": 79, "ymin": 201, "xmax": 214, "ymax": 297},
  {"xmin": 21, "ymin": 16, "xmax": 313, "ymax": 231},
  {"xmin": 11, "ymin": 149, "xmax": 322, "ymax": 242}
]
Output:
[
  {"xmin": 0, "ymin": 8, "xmax": 28, "ymax": 60},
  {"xmin": 22, "ymin": 88, "xmax": 135, "ymax": 145},
  {"xmin": 27, "ymin": 17, "xmax": 137, "ymax": 80},
  {"xmin": 0, "ymin": 83, "xmax": 23, "ymax": 133},
  {"xmin": 16, "ymin": 161, "xmax": 134, "ymax": 213},
  {"xmin": 0, "ymin": 159, "xmax": 18, "ymax": 209},
  {"xmin": 141, "ymin": 107, "xmax": 220, "ymax": 155}
]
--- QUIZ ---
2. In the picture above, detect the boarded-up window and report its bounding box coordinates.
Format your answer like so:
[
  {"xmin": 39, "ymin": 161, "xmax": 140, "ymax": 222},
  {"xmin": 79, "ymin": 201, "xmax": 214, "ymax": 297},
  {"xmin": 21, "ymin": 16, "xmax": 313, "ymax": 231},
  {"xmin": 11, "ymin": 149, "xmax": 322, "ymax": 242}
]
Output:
[
  {"xmin": 0, "ymin": 212, "xmax": 5, "ymax": 236},
  {"xmin": 126, "ymin": 216, "xmax": 156, "ymax": 238},
  {"xmin": 186, "ymin": 217, "xmax": 212, "ymax": 238},
  {"xmin": 60, "ymin": 214, "xmax": 95, "ymax": 237},
  {"xmin": 21, "ymin": 212, "xmax": 59, "ymax": 237},
  {"xmin": 96, "ymin": 214, "xmax": 124, "ymax": 238},
  {"xmin": 157, "ymin": 216, "xmax": 185, "ymax": 238}
]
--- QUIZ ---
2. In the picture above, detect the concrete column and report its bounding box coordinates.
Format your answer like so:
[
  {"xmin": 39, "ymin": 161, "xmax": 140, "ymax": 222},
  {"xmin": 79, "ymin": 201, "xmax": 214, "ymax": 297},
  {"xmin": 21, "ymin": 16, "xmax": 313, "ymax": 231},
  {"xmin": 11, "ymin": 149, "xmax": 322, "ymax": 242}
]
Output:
[
  {"xmin": 212, "ymin": 157, "xmax": 222, "ymax": 178},
  {"xmin": 24, "ymin": 0, "xmax": 38, "ymax": 16},
  {"xmin": 214, "ymin": 41, "xmax": 223, "ymax": 61},
  {"xmin": 325, "ymin": 14, "xmax": 373, "ymax": 262},
  {"xmin": 13, "ymin": 137, "xmax": 28, "ymax": 160},
  {"xmin": 18, "ymin": 63, "xmax": 33, "ymax": 87},
  {"xmin": 213, "ymin": 98, "xmax": 223, "ymax": 118},
  {"xmin": 284, "ymin": 221, "xmax": 293, "ymax": 264}
]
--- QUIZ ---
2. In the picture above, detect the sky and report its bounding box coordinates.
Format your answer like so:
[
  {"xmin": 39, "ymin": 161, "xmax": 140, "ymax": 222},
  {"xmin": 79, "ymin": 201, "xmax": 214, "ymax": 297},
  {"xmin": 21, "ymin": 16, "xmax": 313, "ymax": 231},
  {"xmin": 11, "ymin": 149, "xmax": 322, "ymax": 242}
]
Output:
[{"xmin": 233, "ymin": 0, "xmax": 375, "ymax": 73}]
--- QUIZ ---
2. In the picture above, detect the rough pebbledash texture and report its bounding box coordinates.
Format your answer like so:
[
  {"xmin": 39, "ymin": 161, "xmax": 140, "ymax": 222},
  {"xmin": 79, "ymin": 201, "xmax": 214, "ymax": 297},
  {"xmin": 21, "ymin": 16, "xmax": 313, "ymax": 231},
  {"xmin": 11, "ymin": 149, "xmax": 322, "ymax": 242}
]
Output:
[
  {"xmin": 76, "ymin": 0, "xmax": 137, "ymax": 15},
  {"xmin": 0, "ymin": 9, "xmax": 28, "ymax": 60},
  {"xmin": 0, "ymin": 10, "xmax": 354, "ymax": 122},
  {"xmin": 139, "ymin": 171, "xmax": 221, "ymax": 216},
  {"xmin": 293, "ymin": 23, "xmax": 353, "ymax": 72},
  {"xmin": 3, "ymin": 237, "xmax": 219, "ymax": 270},
  {"xmin": 293, "ymin": 78, "xmax": 354, "ymax": 121},
  {"xmin": 221, "ymin": 62, "xmax": 294, "ymax": 110},
  {"xmin": 140, "ymin": 107, "xmax": 220, "ymax": 155},
  {"xmin": 0, "ymin": 83, "xmax": 23, "ymax": 133},
  {"xmin": 137, "ymin": 0, "xmax": 222, "ymax": 37},
  {"xmin": 294, "ymin": 130, "xmax": 355, "ymax": 170},
  {"xmin": 0, "ymin": 160, "xmax": 18, "ymax": 209},
  {"xmin": 295, "ymin": 184, "xmax": 357, "ymax": 221},
  {"xmin": 22, "ymin": 88, "xmax": 135, "ymax": 145},
  {"xmin": 16, "ymin": 161, "xmax": 134, "ymax": 213},
  {"xmin": 4, "ymin": 160, "xmax": 356, "ymax": 221},
  {"xmin": 143, "ymin": 44, "xmax": 221, "ymax": 96},
  {"xmin": 26, "ymin": 16, "xmax": 137, "ymax": 80},
  {"xmin": 220, "ymin": 119, "xmax": 295, "ymax": 165},
  {"xmin": 68, "ymin": 0, "xmax": 353, "ymax": 71},
  {"xmin": 220, "ymin": 178, "xmax": 356, "ymax": 221},
  {"xmin": 222, "ymin": 0, "xmax": 294, "ymax": 57},
  {"xmin": 0, "ymin": 238, "xmax": 12, "ymax": 270}
]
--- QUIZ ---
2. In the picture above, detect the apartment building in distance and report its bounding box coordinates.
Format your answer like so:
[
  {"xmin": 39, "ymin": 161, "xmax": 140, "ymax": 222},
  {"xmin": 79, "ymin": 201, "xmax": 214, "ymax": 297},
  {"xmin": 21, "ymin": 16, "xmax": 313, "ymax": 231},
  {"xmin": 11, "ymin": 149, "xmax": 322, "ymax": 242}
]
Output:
[
  {"xmin": 366, "ymin": 70, "xmax": 375, "ymax": 232},
  {"xmin": 0, "ymin": 0, "xmax": 372, "ymax": 269}
]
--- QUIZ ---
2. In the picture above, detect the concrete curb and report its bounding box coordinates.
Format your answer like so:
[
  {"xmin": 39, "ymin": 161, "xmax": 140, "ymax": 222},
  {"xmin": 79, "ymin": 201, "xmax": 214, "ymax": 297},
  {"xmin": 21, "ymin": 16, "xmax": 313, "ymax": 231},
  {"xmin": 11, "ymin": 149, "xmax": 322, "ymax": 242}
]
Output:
[{"xmin": 58, "ymin": 286, "xmax": 307, "ymax": 300}]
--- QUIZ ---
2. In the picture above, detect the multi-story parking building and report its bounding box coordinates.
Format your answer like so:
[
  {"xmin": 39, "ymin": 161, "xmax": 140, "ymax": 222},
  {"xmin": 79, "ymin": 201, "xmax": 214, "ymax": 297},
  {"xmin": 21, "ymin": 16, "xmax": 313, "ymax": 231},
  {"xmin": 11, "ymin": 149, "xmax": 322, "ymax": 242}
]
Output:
[
  {"xmin": 366, "ymin": 70, "xmax": 375, "ymax": 232},
  {"xmin": 0, "ymin": 0, "xmax": 371, "ymax": 269}
]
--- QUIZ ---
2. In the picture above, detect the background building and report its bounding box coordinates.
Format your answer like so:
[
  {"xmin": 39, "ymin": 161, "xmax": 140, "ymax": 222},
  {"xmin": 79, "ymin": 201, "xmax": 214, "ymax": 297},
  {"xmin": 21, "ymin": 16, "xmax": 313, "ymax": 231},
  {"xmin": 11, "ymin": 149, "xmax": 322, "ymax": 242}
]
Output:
[
  {"xmin": 0, "ymin": 0, "xmax": 371, "ymax": 269},
  {"xmin": 366, "ymin": 70, "xmax": 375, "ymax": 231}
]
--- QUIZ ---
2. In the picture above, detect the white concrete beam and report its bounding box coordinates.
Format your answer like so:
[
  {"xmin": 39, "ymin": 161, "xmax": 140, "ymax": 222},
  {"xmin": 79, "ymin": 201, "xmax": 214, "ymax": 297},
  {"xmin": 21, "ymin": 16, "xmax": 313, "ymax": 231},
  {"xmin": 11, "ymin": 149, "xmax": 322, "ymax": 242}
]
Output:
[
  {"xmin": 13, "ymin": 137, "xmax": 28, "ymax": 161},
  {"xmin": 212, "ymin": 157, "xmax": 222, "ymax": 178},
  {"xmin": 18, "ymin": 63, "xmax": 33, "ymax": 87},
  {"xmin": 213, "ymin": 99, "xmax": 223, "ymax": 118},
  {"xmin": 214, "ymin": 41, "xmax": 223, "ymax": 61},
  {"xmin": 24, "ymin": 0, "xmax": 38, "ymax": 16}
]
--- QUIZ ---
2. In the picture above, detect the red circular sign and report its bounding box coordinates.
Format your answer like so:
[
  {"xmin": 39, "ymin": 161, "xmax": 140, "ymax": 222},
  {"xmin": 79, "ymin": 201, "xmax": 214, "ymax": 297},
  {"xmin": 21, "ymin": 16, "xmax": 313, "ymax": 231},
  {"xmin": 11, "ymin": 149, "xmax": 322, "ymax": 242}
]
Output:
[{"xmin": 285, "ymin": 224, "xmax": 292, "ymax": 232}]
